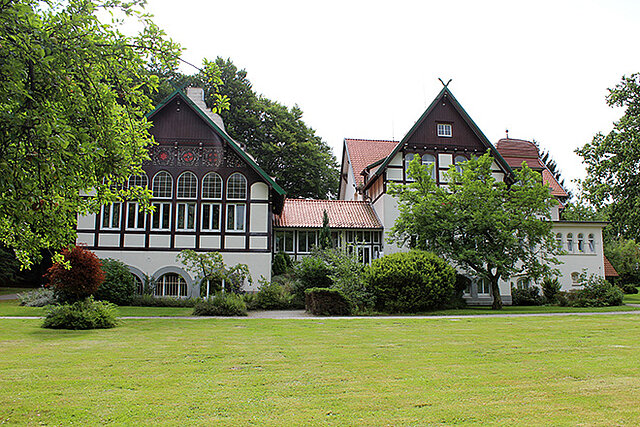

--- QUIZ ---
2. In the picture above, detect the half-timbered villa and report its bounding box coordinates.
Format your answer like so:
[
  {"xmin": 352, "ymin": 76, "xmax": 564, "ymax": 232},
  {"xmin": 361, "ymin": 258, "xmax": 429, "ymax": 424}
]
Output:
[{"xmin": 77, "ymin": 85, "xmax": 613, "ymax": 304}]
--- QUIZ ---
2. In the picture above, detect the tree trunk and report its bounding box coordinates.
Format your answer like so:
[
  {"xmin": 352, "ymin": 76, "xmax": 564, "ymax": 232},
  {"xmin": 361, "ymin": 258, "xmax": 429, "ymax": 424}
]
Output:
[{"xmin": 490, "ymin": 276, "xmax": 503, "ymax": 310}]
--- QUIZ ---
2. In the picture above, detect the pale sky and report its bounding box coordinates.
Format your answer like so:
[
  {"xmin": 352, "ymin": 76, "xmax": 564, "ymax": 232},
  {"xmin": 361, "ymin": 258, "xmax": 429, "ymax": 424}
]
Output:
[{"xmin": 144, "ymin": 0, "xmax": 640, "ymax": 194}]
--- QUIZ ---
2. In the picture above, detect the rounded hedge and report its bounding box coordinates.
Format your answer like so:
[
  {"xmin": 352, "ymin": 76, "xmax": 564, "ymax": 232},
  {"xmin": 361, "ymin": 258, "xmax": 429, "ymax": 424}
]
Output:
[
  {"xmin": 94, "ymin": 258, "xmax": 137, "ymax": 305},
  {"xmin": 368, "ymin": 251, "xmax": 456, "ymax": 313}
]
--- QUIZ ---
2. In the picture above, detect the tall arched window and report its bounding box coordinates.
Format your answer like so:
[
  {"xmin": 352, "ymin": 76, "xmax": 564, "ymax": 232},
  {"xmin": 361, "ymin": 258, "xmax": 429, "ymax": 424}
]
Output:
[
  {"xmin": 422, "ymin": 154, "xmax": 436, "ymax": 181},
  {"xmin": 405, "ymin": 153, "xmax": 415, "ymax": 181},
  {"xmin": 152, "ymin": 171, "xmax": 173, "ymax": 198},
  {"xmin": 577, "ymin": 233, "xmax": 585, "ymax": 252},
  {"xmin": 128, "ymin": 173, "xmax": 148, "ymax": 189},
  {"xmin": 567, "ymin": 233, "xmax": 574, "ymax": 252},
  {"xmin": 176, "ymin": 172, "xmax": 197, "ymax": 231},
  {"xmin": 227, "ymin": 173, "xmax": 247, "ymax": 200},
  {"xmin": 177, "ymin": 172, "xmax": 197, "ymax": 199},
  {"xmin": 126, "ymin": 172, "xmax": 149, "ymax": 230},
  {"xmin": 155, "ymin": 273, "xmax": 187, "ymax": 297},
  {"xmin": 556, "ymin": 233, "xmax": 563, "ymax": 248},
  {"xmin": 202, "ymin": 172, "xmax": 223, "ymax": 199},
  {"xmin": 454, "ymin": 155, "xmax": 467, "ymax": 174},
  {"xmin": 588, "ymin": 233, "xmax": 595, "ymax": 252}
]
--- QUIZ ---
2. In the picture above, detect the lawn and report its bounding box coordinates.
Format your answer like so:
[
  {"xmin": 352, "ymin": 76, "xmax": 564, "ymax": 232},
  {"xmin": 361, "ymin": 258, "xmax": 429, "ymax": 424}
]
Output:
[
  {"xmin": 623, "ymin": 287, "xmax": 640, "ymax": 304},
  {"xmin": 1, "ymin": 316, "xmax": 640, "ymax": 425},
  {"xmin": 0, "ymin": 287, "xmax": 32, "ymax": 296}
]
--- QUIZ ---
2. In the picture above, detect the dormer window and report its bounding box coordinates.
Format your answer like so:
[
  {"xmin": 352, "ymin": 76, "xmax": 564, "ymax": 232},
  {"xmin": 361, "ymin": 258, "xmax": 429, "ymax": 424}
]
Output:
[{"xmin": 437, "ymin": 123, "xmax": 452, "ymax": 137}]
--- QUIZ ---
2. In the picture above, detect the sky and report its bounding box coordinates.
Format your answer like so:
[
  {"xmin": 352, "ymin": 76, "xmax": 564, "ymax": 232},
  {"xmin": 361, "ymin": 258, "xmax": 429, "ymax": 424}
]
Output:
[{"xmin": 143, "ymin": 0, "xmax": 640, "ymax": 194}]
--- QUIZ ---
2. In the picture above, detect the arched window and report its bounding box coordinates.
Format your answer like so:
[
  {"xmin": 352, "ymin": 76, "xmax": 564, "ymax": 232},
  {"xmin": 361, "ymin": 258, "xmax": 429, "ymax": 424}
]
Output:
[
  {"xmin": 155, "ymin": 273, "xmax": 188, "ymax": 297},
  {"xmin": 133, "ymin": 275, "xmax": 144, "ymax": 295},
  {"xmin": 567, "ymin": 233, "xmax": 574, "ymax": 252},
  {"xmin": 404, "ymin": 153, "xmax": 415, "ymax": 181},
  {"xmin": 227, "ymin": 173, "xmax": 247, "ymax": 200},
  {"xmin": 202, "ymin": 172, "xmax": 223, "ymax": 199},
  {"xmin": 177, "ymin": 172, "xmax": 197, "ymax": 199},
  {"xmin": 152, "ymin": 171, "xmax": 173, "ymax": 198},
  {"xmin": 516, "ymin": 277, "xmax": 531, "ymax": 289},
  {"xmin": 588, "ymin": 234, "xmax": 595, "ymax": 252},
  {"xmin": 422, "ymin": 154, "xmax": 436, "ymax": 180},
  {"xmin": 556, "ymin": 233, "xmax": 563, "ymax": 248},
  {"xmin": 577, "ymin": 233, "xmax": 585, "ymax": 252},
  {"xmin": 128, "ymin": 173, "xmax": 148, "ymax": 189},
  {"xmin": 454, "ymin": 155, "xmax": 467, "ymax": 174},
  {"xmin": 571, "ymin": 272, "xmax": 580, "ymax": 284}
]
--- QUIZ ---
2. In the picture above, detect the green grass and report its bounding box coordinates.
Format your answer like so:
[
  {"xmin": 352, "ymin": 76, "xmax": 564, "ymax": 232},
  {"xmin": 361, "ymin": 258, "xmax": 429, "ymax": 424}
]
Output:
[
  {"xmin": 0, "ymin": 299, "xmax": 195, "ymax": 317},
  {"xmin": 1, "ymin": 316, "xmax": 640, "ymax": 425},
  {"xmin": 623, "ymin": 287, "xmax": 640, "ymax": 304},
  {"xmin": 0, "ymin": 287, "xmax": 32, "ymax": 296}
]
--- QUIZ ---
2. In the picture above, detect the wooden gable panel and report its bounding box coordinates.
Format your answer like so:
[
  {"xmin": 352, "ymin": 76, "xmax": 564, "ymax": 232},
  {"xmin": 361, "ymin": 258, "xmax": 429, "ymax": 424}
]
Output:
[
  {"xmin": 150, "ymin": 97, "xmax": 222, "ymax": 145},
  {"xmin": 405, "ymin": 95, "xmax": 486, "ymax": 152}
]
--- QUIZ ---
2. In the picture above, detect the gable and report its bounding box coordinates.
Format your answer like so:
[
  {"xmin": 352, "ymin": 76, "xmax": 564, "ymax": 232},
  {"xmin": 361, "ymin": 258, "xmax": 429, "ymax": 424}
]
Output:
[{"xmin": 149, "ymin": 97, "xmax": 223, "ymax": 144}]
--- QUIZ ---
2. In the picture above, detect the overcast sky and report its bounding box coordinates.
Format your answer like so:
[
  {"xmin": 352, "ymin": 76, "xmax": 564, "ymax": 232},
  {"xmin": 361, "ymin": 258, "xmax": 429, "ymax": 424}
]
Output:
[{"xmin": 144, "ymin": 0, "xmax": 640, "ymax": 193}]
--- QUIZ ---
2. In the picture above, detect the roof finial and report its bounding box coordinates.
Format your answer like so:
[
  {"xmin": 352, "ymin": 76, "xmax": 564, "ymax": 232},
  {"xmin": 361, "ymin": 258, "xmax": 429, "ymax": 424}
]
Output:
[
  {"xmin": 505, "ymin": 129, "xmax": 509, "ymax": 139},
  {"xmin": 438, "ymin": 78, "xmax": 452, "ymax": 87}
]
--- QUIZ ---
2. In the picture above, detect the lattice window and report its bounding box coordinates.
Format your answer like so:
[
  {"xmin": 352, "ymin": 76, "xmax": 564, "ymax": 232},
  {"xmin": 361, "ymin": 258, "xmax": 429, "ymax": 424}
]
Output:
[
  {"xmin": 128, "ymin": 173, "xmax": 148, "ymax": 188},
  {"xmin": 202, "ymin": 172, "xmax": 223, "ymax": 199},
  {"xmin": 155, "ymin": 273, "xmax": 187, "ymax": 297},
  {"xmin": 152, "ymin": 171, "xmax": 173, "ymax": 198},
  {"xmin": 227, "ymin": 173, "xmax": 247, "ymax": 200},
  {"xmin": 177, "ymin": 172, "xmax": 197, "ymax": 199}
]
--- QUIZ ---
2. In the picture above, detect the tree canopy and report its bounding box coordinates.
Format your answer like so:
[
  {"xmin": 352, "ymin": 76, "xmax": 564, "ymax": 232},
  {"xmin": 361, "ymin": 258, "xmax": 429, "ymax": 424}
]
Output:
[
  {"xmin": 0, "ymin": 0, "xmax": 184, "ymax": 267},
  {"xmin": 577, "ymin": 74, "xmax": 640, "ymax": 240},
  {"xmin": 388, "ymin": 152, "xmax": 560, "ymax": 309},
  {"xmin": 154, "ymin": 57, "xmax": 340, "ymax": 199}
]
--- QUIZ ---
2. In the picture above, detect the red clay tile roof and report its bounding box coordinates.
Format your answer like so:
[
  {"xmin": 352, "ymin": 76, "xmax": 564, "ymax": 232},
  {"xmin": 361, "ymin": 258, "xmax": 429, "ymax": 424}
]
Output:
[
  {"xmin": 495, "ymin": 138, "xmax": 545, "ymax": 169},
  {"xmin": 542, "ymin": 168, "xmax": 569, "ymax": 198},
  {"xmin": 274, "ymin": 199, "xmax": 382, "ymax": 229},
  {"xmin": 603, "ymin": 255, "xmax": 619, "ymax": 277},
  {"xmin": 345, "ymin": 139, "xmax": 399, "ymax": 187}
]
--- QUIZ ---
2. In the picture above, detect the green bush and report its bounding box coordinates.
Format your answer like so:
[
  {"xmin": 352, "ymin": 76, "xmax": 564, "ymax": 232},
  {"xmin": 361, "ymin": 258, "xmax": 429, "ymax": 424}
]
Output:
[
  {"xmin": 192, "ymin": 293, "xmax": 247, "ymax": 316},
  {"xmin": 305, "ymin": 287, "xmax": 351, "ymax": 316},
  {"xmin": 323, "ymin": 248, "xmax": 374, "ymax": 312},
  {"xmin": 616, "ymin": 282, "xmax": 639, "ymax": 294},
  {"xmin": 253, "ymin": 278, "xmax": 293, "ymax": 310},
  {"xmin": 368, "ymin": 251, "xmax": 456, "ymax": 313},
  {"xmin": 129, "ymin": 295, "xmax": 198, "ymax": 307},
  {"xmin": 18, "ymin": 287, "xmax": 56, "ymax": 307},
  {"xmin": 541, "ymin": 276, "xmax": 562, "ymax": 303},
  {"xmin": 94, "ymin": 259, "xmax": 136, "ymax": 305},
  {"xmin": 566, "ymin": 275, "xmax": 624, "ymax": 307},
  {"xmin": 272, "ymin": 251, "xmax": 293, "ymax": 276},
  {"xmin": 294, "ymin": 255, "xmax": 333, "ymax": 301},
  {"xmin": 42, "ymin": 297, "xmax": 118, "ymax": 329},
  {"xmin": 511, "ymin": 286, "xmax": 544, "ymax": 306}
]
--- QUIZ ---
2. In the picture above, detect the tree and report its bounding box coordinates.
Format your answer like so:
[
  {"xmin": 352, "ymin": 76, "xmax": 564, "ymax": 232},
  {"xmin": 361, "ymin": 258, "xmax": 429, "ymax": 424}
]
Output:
[
  {"xmin": 388, "ymin": 152, "xmax": 560, "ymax": 309},
  {"xmin": 176, "ymin": 250, "xmax": 252, "ymax": 295},
  {"xmin": 604, "ymin": 238, "xmax": 640, "ymax": 285},
  {"xmin": 577, "ymin": 74, "xmax": 640, "ymax": 240},
  {"xmin": 319, "ymin": 210, "xmax": 332, "ymax": 249}
]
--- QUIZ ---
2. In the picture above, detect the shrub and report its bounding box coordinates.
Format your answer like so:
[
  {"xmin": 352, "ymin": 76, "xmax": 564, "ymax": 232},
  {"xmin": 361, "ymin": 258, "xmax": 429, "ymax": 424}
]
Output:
[
  {"xmin": 129, "ymin": 295, "xmax": 198, "ymax": 307},
  {"xmin": 45, "ymin": 246, "xmax": 104, "ymax": 303},
  {"xmin": 17, "ymin": 287, "xmax": 56, "ymax": 307},
  {"xmin": 323, "ymin": 248, "xmax": 374, "ymax": 312},
  {"xmin": 42, "ymin": 297, "xmax": 118, "ymax": 329},
  {"xmin": 294, "ymin": 255, "xmax": 332, "ymax": 301},
  {"xmin": 541, "ymin": 276, "xmax": 562, "ymax": 303},
  {"xmin": 305, "ymin": 287, "xmax": 351, "ymax": 316},
  {"xmin": 272, "ymin": 251, "xmax": 293, "ymax": 276},
  {"xmin": 253, "ymin": 278, "xmax": 293, "ymax": 310},
  {"xmin": 566, "ymin": 275, "xmax": 624, "ymax": 307},
  {"xmin": 511, "ymin": 286, "xmax": 544, "ymax": 306},
  {"xmin": 368, "ymin": 251, "xmax": 456, "ymax": 313},
  {"xmin": 616, "ymin": 282, "xmax": 639, "ymax": 294},
  {"xmin": 94, "ymin": 259, "xmax": 136, "ymax": 305},
  {"xmin": 192, "ymin": 293, "xmax": 247, "ymax": 316}
]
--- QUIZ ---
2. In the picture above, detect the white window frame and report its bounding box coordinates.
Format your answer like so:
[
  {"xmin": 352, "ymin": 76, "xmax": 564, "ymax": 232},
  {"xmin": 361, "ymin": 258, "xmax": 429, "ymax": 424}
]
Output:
[
  {"xmin": 588, "ymin": 234, "xmax": 595, "ymax": 253},
  {"xmin": 226, "ymin": 203, "xmax": 246, "ymax": 231},
  {"xmin": 478, "ymin": 279, "xmax": 491, "ymax": 295},
  {"xmin": 155, "ymin": 273, "xmax": 188, "ymax": 297},
  {"xmin": 126, "ymin": 202, "xmax": 146, "ymax": 230},
  {"xmin": 297, "ymin": 230, "xmax": 317, "ymax": 253},
  {"xmin": 405, "ymin": 153, "xmax": 416, "ymax": 182},
  {"xmin": 101, "ymin": 203, "xmax": 122, "ymax": 230},
  {"xmin": 176, "ymin": 202, "xmax": 196, "ymax": 231},
  {"xmin": 201, "ymin": 203, "xmax": 221, "ymax": 232},
  {"xmin": 437, "ymin": 123, "xmax": 452, "ymax": 137},
  {"xmin": 152, "ymin": 171, "xmax": 173, "ymax": 199},
  {"xmin": 227, "ymin": 173, "xmax": 247, "ymax": 200},
  {"xmin": 454, "ymin": 155, "xmax": 467, "ymax": 174},
  {"xmin": 151, "ymin": 202, "xmax": 171, "ymax": 231},
  {"xmin": 275, "ymin": 230, "xmax": 295, "ymax": 253},
  {"xmin": 177, "ymin": 171, "xmax": 198, "ymax": 199},
  {"xmin": 202, "ymin": 172, "xmax": 223, "ymax": 200},
  {"xmin": 422, "ymin": 154, "xmax": 436, "ymax": 181}
]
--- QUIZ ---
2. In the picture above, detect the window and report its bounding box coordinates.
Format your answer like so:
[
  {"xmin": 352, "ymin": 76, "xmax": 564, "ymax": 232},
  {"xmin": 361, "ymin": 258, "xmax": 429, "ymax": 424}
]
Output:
[
  {"xmin": 373, "ymin": 231, "xmax": 380, "ymax": 243},
  {"xmin": 133, "ymin": 275, "xmax": 144, "ymax": 295},
  {"xmin": 202, "ymin": 172, "xmax": 223, "ymax": 199},
  {"xmin": 357, "ymin": 246, "xmax": 371, "ymax": 265},
  {"xmin": 201, "ymin": 204, "xmax": 221, "ymax": 231},
  {"xmin": 571, "ymin": 272, "xmax": 580, "ymax": 284},
  {"xmin": 101, "ymin": 203, "xmax": 121, "ymax": 230},
  {"xmin": 152, "ymin": 171, "xmax": 173, "ymax": 198},
  {"xmin": 151, "ymin": 202, "xmax": 171, "ymax": 230},
  {"xmin": 298, "ymin": 230, "xmax": 317, "ymax": 253},
  {"xmin": 454, "ymin": 155, "xmax": 467, "ymax": 174},
  {"xmin": 422, "ymin": 154, "xmax": 436, "ymax": 180},
  {"xmin": 478, "ymin": 278, "xmax": 490, "ymax": 295},
  {"xmin": 556, "ymin": 233, "xmax": 563, "ymax": 248},
  {"xmin": 226, "ymin": 204, "xmax": 245, "ymax": 231},
  {"xmin": 437, "ymin": 123, "xmax": 452, "ymax": 137},
  {"xmin": 128, "ymin": 173, "xmax": 148, "ymax": 189},
  {"xmin": 155, "ymin": 273, "xmax": 187, "ymax": 297},
  {"xmin": 177, "ymin": 172, "xmax": 197, "ymax": 199},
  {"xmin": 405, "ymin": 153, "xmax": 415, "ymax": 181},
  {"xmin": 577, "ymin": 233, "xmax": 585, "ymax": 252},
  {"xmin": 227, "ymin": 173, "xmax": 247, "ymax": 200},
  {"xmin": 516, "ymin": 277, "xmax": 531, "ymax": 289},
  {"xmin": 275, "ymin": 231, "xmax": 294, "ymax": 253},
  {"xmin": 176, "ymin": 203, "xmax": 196, "ymax": 231},
  {"xmin": 567, "ymin": 233, "xmax": 574, "ymax": 252},
  {"xmin": 588, "ymin": 234, "xmax": 595, "ymax": 253},
  {"xmin": 126, "ymin": 202, "xmax": 146, "ymax": 230}
]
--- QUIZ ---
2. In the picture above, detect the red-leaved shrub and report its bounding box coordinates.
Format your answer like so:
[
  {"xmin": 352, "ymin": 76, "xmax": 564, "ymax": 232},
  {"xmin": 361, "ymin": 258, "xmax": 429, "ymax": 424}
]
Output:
[{"xmin": 45, "ymin": 246, "xmax": 105, "ymax": 302}]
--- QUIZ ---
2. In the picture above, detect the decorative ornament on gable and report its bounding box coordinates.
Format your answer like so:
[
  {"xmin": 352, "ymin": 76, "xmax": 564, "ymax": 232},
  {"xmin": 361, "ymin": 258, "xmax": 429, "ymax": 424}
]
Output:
[{"xmin": 438, "ymin": 78, "xmax": 452, "ymax": 103}]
